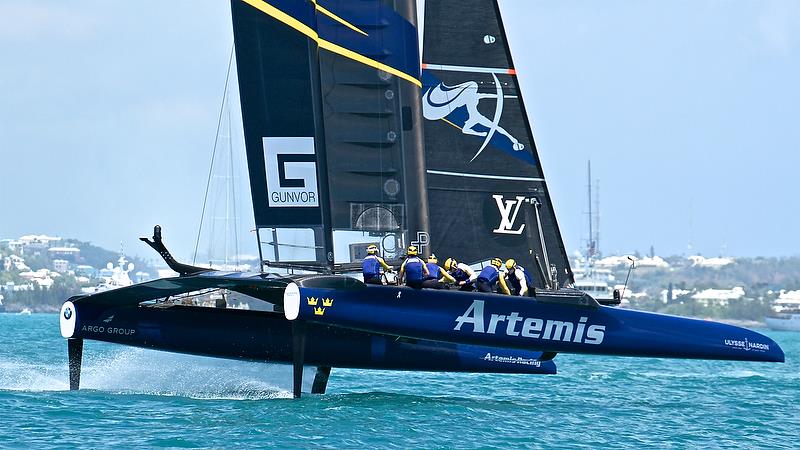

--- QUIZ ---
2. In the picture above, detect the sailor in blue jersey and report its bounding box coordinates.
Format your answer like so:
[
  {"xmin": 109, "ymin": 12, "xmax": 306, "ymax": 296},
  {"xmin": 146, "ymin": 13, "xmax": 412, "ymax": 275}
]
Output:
[
  {"xmin": 505, "ymin": 258, "xmax": 532, "ymax": 296},
  {"xmin": 444, "ymin": 258, "xmax": 478, "ymax": 291},
  {"xmin": 422, "ymin": 254, "xmax": 455, "ymax": 289},
  {"xmin": 398, "ymin": 245, "xmax": 429, "ymax": 289},
  {"xmin": 476, "ymin": 258, "xmax": 510, "ymax": 294},
  {"xmin": 362, "ymin": 244, "xmax": 393, "ymax": 285}
]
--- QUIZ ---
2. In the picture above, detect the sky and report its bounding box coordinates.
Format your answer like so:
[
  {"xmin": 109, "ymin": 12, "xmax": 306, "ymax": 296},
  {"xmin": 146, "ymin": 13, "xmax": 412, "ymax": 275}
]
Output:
[{"xmin": 1, "ymin": 0, "xmax": 799, "ymax": 262}]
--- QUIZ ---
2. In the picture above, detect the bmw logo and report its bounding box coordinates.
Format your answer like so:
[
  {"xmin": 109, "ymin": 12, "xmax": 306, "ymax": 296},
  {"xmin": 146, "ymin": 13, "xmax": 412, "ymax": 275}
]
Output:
[{"xmin": 63, "ymin": 307, "xmax": 72, "ymax": 320}]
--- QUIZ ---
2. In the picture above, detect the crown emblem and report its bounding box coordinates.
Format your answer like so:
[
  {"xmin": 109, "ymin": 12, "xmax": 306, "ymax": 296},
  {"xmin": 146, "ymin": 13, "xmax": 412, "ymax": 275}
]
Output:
[
  {"xmin": 314, "ymin": 307, "xmax": 325, "ymax": 316},
  {"xmin": 322, "ymin": 297, "xmax": 333, "ymax": 307},
  {"xmin": 307, "ymin": 296, "xmax": 318, "ymax": 306}
]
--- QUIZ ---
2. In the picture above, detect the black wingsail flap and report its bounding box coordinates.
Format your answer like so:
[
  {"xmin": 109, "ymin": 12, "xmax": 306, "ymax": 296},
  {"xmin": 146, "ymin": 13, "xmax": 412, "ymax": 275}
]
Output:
[
  {"xmin": 316, "ymin": 1, "xmax": 428, "ymax": 263},
  {"xmin": 421, "ymin": 0, "xmax": 574, "ymax": 287},
  {"xmin": 231, "ymin": 0, "xmax": 427, "ymax": 268}
]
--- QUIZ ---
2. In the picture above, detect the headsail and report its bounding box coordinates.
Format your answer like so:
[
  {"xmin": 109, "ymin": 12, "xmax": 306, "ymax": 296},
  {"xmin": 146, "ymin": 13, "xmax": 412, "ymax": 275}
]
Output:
[
  {"xmin": 231, "ymin": 0, "xmax": 428, "ymax": 269},
  {"xmin": 421, "ymin": 0, "xmax": 573, "ymax": 287}
]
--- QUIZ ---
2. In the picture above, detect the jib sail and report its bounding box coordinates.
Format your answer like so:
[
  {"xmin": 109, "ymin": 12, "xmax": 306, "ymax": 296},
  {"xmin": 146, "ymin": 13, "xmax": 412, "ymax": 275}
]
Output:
[
  {"xmin": 231, "ymin": 0, "xmax": 427, "ymax": 269},
  {"xmin": 420, "ymin": 0, "xmax": 574, "ymax": 287}
]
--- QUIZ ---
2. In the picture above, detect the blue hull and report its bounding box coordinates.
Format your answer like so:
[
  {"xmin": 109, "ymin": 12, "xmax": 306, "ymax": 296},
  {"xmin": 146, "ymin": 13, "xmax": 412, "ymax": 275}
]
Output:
[
  {"xmin": 287, "ymin": 284, "xmax": 785, "ymax": 363},
  {"xmin": 62, "ymin": 299, "xmax": 555, "ymax": 374}
]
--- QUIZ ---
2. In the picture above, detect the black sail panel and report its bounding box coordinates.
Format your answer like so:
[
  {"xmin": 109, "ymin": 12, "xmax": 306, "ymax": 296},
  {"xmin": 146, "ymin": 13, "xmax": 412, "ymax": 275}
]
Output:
[
  {"xmin": 231, "ymin": 0, "xmax": 426, "ymax": 266},
  {"xmin": 421, "ymin": 0, "xmax": 573, "ymax": 287},
  {"xmin": 316, "ymin": 1, "xmax": 428, "ymax": 262},
  {"xmin": 231, "ymin": 0, "xmax": 331, "ymax": 264}
]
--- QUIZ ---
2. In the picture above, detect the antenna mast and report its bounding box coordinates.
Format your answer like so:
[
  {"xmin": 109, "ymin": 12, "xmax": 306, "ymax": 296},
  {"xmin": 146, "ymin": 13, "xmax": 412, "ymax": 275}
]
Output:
[{"xmin": 587, "ymin": 161, "xmax": 595, "ymax": 260}]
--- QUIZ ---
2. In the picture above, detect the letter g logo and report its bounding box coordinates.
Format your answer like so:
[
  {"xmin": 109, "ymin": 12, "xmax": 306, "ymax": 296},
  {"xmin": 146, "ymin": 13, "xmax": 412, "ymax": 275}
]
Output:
[{"xmin": 263, "ymin": 137, "xmax": 319, "ymax": 207}]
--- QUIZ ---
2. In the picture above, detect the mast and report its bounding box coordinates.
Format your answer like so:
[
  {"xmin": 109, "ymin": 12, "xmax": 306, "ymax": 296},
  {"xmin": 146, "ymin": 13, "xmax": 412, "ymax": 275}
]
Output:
[
  {"xmin": 396, "ymin": 0, "xmax": 430, "ymax": 256},
  {"xmin": 587, "ymin": 160, "xmax": 593, "ymax": 260}
]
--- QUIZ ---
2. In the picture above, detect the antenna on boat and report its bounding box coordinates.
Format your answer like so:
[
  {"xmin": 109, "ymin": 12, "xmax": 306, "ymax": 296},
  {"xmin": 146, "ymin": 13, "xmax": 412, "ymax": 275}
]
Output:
[{"xmin": 620, "ymin": 256, "xmax": 636, "ymax": 301}]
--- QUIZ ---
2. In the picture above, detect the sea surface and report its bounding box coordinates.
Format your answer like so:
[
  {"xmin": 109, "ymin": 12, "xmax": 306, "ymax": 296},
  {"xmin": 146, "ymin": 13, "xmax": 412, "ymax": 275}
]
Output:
[{"xmin": 0, "ymin": 313, "xmax": 797, "ymax": 449}]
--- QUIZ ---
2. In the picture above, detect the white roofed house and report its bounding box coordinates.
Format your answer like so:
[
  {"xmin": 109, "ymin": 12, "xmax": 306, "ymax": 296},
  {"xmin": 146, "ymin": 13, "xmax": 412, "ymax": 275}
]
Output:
[
  {"xmin": 691, "ymin": 287, "xmax": 746, "ymax": 307},
  {"xmin": 19, "ymin": 234, "xmax": 62, "ymax": 255},
  {"xmin": 771, "ymin": 290, "xmax": 800, "ymax": 312},
  {"xmin": 688, "ymin": 255, "xmax": 734, "ymax": 268},
  {"xmin": 18, "ymin": 269, "xmax": 57, "ymax": 289},
  {"xmin": 8, "ymin": 255, "xmax": 29, "ymax": 271}
]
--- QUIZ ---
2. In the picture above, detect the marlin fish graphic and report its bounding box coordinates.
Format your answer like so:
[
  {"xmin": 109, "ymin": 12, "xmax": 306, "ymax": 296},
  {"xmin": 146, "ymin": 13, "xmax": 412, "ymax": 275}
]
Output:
[{"xmin": 422, "ymin": 73, "xmax": 524, "ymax": 162}]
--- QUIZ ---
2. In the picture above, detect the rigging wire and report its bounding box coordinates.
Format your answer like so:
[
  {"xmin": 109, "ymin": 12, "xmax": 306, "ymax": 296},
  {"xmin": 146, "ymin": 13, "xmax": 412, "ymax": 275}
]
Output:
[{"xmin": 193, "ymin": 43, "xmax": 235, "ymax": 265}]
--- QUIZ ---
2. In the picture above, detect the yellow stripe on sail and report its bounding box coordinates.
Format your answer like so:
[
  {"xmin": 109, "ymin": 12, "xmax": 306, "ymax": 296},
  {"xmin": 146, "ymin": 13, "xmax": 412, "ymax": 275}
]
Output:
[
  {"xmin": 311, "ymin": 0, "xmax": 369, "ymax": 36},
  {"xmin": 241, "ymin": 0, "xmax": 421, "ymax": 87},
  {"xmin": 242, "ymin": 0, "xmax": 319, "ymax": 40},
  {"xmin": 317, "ymin": 39, "xmax": 421, "ymax": 87}
]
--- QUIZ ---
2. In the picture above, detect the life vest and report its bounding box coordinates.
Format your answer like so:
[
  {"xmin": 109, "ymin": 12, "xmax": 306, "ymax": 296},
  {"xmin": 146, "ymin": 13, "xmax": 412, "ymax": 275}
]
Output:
[
  {"xmin": 426, "ymin": 262, "xmax": 441, "ymax": 280},
  {"xmin": 452, "ymin": 265, "xmax": 471, "ymax": 283},
  {"xmin": 477, "ymin": 265, "xmax": 500, "ymax": 285},
  {"xmin": 508, "ymin": 266, "xmax": 532, "ymax": 293},
  {"xmin": 403, "ymin": 257, "xmax": 425, "ymax": 282},
  {"xmin": 362, "ymin": 255, "xmax": 382, "ymax": 278}
]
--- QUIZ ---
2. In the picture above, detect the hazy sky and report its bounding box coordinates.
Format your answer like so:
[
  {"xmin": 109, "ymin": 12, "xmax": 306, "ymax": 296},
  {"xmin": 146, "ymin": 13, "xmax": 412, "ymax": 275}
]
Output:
[{"xmin": 1, "ymin": 0, "xmax": 798, "ymax": 262}]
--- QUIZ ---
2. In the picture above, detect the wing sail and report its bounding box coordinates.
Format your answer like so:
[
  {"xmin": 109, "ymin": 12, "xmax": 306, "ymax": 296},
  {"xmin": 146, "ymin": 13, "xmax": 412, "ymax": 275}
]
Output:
[{"xmin": 421, "ymin": 0, "xmax": 573, "ymax": 287}]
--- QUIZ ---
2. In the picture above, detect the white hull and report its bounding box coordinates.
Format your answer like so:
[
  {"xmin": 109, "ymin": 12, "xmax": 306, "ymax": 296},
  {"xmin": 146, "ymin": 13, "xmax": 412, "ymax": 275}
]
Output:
[{"xmin": 765, "ymin": 314, "xmax": 800, "ymax": 332}]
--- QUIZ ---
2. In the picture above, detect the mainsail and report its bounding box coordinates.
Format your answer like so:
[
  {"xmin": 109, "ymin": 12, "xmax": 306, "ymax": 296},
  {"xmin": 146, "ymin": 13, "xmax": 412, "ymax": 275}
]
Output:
[
  {"xmin": 231, "ymin": 0, "xmax": 428, "ymax": 268},
  {"xmin": 421, "ymin": 0, "xmax": 574, "ymax": 287}
]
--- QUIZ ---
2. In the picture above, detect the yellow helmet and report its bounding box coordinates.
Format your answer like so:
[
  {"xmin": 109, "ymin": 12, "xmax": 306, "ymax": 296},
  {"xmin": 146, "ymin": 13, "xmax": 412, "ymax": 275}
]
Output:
[
  {"xmin": 366, "ymin": 244, "xmax": 378, "ymax": 255},
  {"xmin": 491, "ymin": 257, "xmax": 502, "ymax": 268},
  {"xmin": 444, "ymin": 258, "xmax": 456, "ymax": 271},
  {"xmin": 407, "ymin": 245, "xmax": 418, "ymax": 256},
  {"xmin": 427, "ymin": 254, "xmax": 438, "ymax": 263},
  {"xmin": 505, "ymin": 258, "xmax": 516, "ymax": 270}
]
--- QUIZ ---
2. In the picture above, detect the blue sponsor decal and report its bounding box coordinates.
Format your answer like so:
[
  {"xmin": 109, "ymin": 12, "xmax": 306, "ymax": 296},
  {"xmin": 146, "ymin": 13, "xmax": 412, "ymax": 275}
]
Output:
[{"xmin": 422, "ymin": 70, "xmax": 536, "ymax": 166}]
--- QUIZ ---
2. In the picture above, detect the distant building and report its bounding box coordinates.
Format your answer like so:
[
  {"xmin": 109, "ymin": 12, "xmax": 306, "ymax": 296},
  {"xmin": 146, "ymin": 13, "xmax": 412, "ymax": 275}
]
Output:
[
  {"xmin": 688, "ymin": 255, "xmax": 734, "ymax": 269},
  {"xmin": 48, "ymin": 247, "xmax": 81, "ymax": 261},
  {"xmin": 661, "ymin": 288, "xmax": 692, "ymax": 304},
  {"xmin": 19, "ymin": 234, "xmax": 62, "ymax": 255},
  {"xmin": 8, "ymin": 255, "xmax": 29, "ymax": 271},
  {"xmin": 691, "ymin": 287, "xmax": 746, "ymax": 307},
  {"xmin": 75, "ymin": 265, "xmax": 98, "ymax": 278},
  {"xmin": 52, "ymin": 259, "xmax": 70, "ymax": 273},
  {"xmin": 18, "ymin": 269, "xmax": 56, "ymax": 289},
  {"xmin": 636, "ymin": 256, "xmax": 670, "ymax": 268},
  {"xmin": 772, "ymin": 290, "xmax": 800, "ymax": 312}
]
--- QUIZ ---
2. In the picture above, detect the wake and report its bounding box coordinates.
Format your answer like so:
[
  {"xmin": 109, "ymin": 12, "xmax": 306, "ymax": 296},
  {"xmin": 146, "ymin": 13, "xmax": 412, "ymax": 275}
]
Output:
[{"xmin": 0, "ymin": 347, "xmax": 322, "ymax": 399}]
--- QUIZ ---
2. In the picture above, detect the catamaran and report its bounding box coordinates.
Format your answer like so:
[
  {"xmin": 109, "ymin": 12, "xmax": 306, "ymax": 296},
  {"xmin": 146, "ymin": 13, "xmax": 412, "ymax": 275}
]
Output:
[{"xmin": 59, "ymin": 0, "xmax": 783, "ymax": 398}]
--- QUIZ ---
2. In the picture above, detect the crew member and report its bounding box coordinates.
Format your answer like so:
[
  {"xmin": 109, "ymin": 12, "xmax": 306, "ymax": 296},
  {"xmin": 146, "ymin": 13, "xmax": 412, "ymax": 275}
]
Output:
[
  {"xmin": 398, "ymin": 245, "xmax": 429, "ymax": 289},
  {"xmin": 362, "ymin": 244, "xmax": 392, "ymax": 285},
  {"xmin": 505, "ymin": 258, "xmax": 532, "ymax": 296},
  {"xmin": 476, "ymin": 258, "xmax": 510, "ymax": 294},
  {"xmin": 422, "ymin": 254, "xmax": 455, "ymax": 289},
  {"xmin": 444, "ymin": 257, "xmax": 477, "ymax": 291}
]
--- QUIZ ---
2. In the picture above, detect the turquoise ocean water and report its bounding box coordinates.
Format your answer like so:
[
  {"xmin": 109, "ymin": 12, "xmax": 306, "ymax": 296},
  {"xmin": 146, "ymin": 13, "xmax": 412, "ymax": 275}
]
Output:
[{"xmin": 0, "ymin": 313, "xmax": 797, "ymax": 448}]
